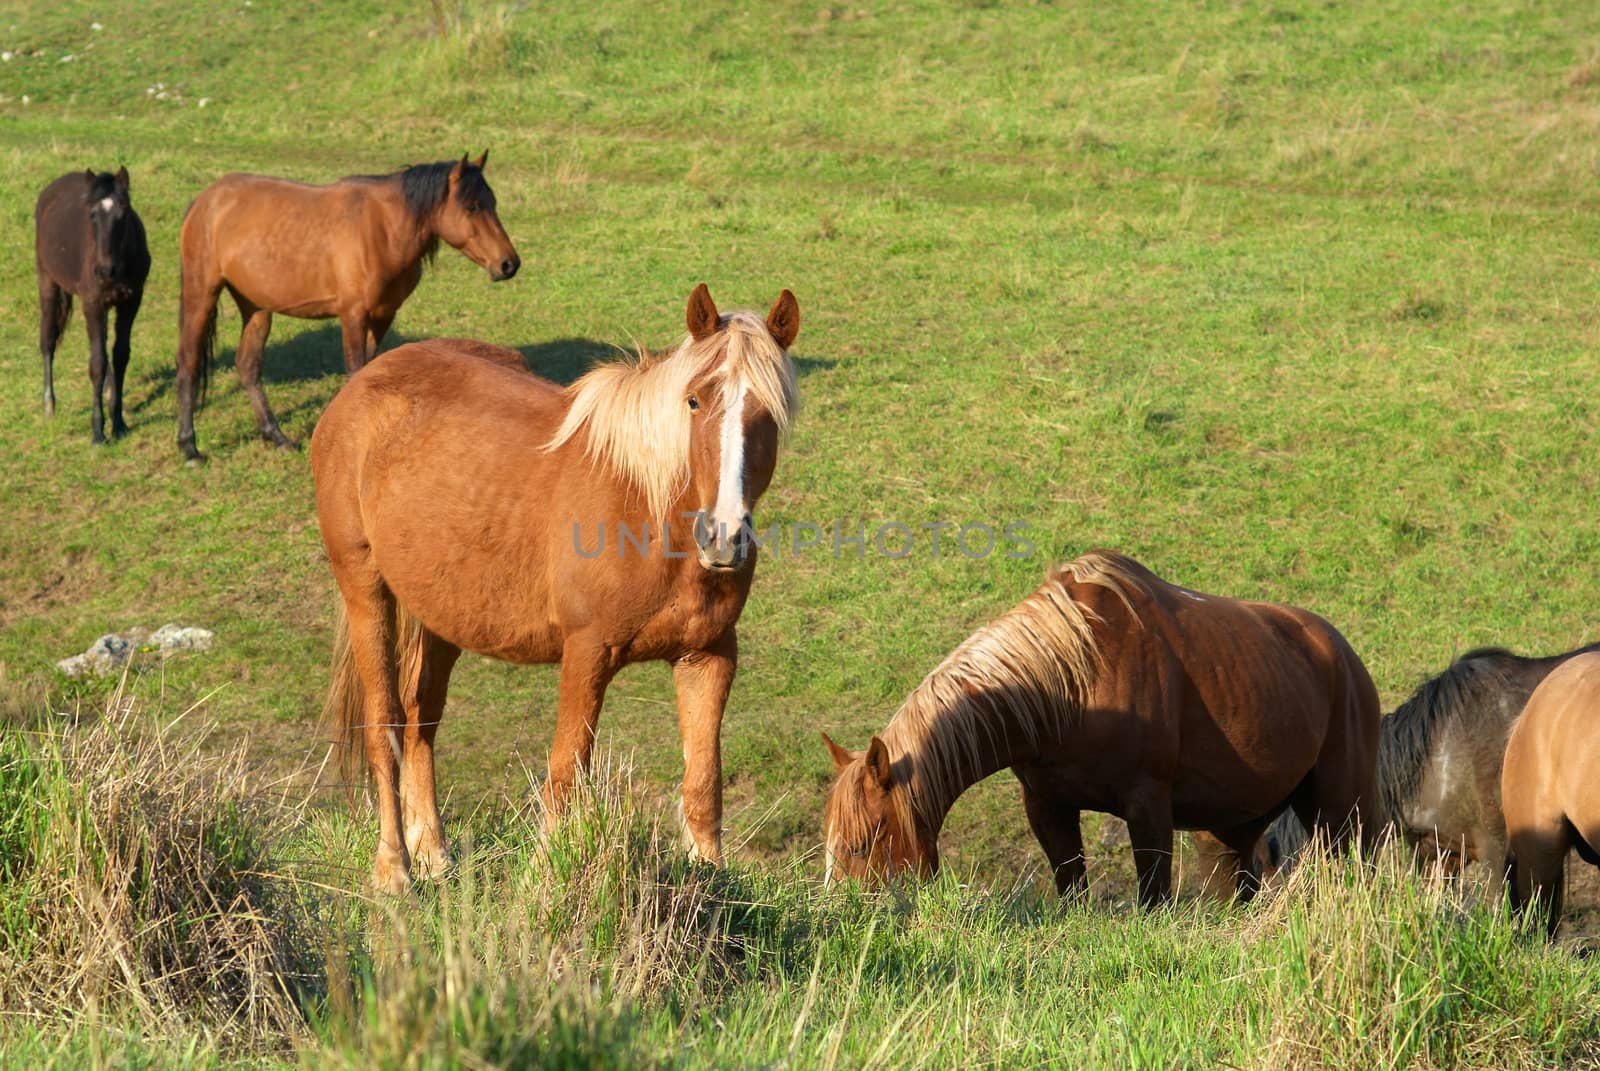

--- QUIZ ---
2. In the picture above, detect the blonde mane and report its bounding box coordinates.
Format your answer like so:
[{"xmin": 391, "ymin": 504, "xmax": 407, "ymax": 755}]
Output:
[
  {"xmin": 887, "ymin": 551, "xmax": 1147, "ymax": 829},
  {"xmin": 546, "ymin": 311, "xmax": 798, "ymax": 520}
]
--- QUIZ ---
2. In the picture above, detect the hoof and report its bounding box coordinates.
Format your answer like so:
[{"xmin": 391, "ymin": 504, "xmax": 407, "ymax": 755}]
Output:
[
  {"xmin": 412, "ymin": 850, "xmax": 457, "ymax": 883},
  {"xmin": 676, "ymin": 797, "xmax": 723, "ymax": 864},
  {"xmin": 263, "ymin": 426, "xmax": 300, "ymax": 451},
  {"xmin": 372, "ymin": 862, "xmax": 412, "ymax": 896},
  {"xmin": 111, "ymin": 423, "xmax": 130, "ymax": 440}
]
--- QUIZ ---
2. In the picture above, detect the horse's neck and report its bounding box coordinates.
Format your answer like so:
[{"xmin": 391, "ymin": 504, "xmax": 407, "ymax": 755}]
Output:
[
  {"xmin": 378, "ymin": 182, "xmax": 441, "ymax": 266},
  {"xmin": 884, "ymin": 685, "xmax": 1051, "ymax": 848}
]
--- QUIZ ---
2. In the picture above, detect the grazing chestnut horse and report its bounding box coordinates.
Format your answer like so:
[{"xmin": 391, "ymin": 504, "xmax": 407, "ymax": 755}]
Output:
[
  {"xmin": 1260, "ymin": 642, "xmax": 1600, "ymax": 890},
  {"xmin": 34, "ymin": 168, "xmax": 151, "ymax": 444},
  {"xmin": 1502, "ymin": 651, "xmax": 1600, "ymax": 938},
  {"xmin": 821, "ymin": 551, "xmax": 1380, "ymax": 907},
  {"xmin": 314, "ymin": 285, "xmax": 799, "ymax": 893},
  {"xmin": 175, "ymin": 153, "xmax": 520, "ymax": 462}
]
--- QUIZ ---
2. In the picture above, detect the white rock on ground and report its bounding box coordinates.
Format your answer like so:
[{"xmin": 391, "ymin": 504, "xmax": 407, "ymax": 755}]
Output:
[{"xmin": 56, "ymin": 624, "xmax": 216, "ymax": 679}]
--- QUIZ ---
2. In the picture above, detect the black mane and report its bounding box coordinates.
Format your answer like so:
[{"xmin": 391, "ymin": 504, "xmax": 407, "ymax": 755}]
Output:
[
  {"xmin": 350, "ymin": 159, "xmax": 487, "ymax": 221},
  {"xmin": 347, "ymin": 159, "xmax": 489, "ymax": 263},
  {"xmin": 1376, "ymin": 647, "xmax": 1516, "ymax": 823}
]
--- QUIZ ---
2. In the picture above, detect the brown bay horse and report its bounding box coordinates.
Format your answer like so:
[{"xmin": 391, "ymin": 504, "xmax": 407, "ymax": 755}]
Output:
[
  {"xmin": 34, "ymin": 168, "xmax": 151, "ymax": 444},
  {"xmin": 176, "ymin": 153, "xmax": 520, "ymax": 462},
  {"xmin": 313, "ymin": 285, "xmax": 799, "ymax": 893},
  {"xmin": 821, "ymin": 551, "xmax": 1380, "ymax": 907},
  {"xmin": 1260, "ymin": 642, "xmax": 1600, "ymax": 891},
  {"xmin": 1502, "ymin": 651, "xmax": 1600, "ymax": 938}
]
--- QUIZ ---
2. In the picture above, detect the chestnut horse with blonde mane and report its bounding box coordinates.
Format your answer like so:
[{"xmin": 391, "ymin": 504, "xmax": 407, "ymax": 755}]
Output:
[
  {"xmin": 176, "ymin": 154, "xmax": 520, "ymax": 462},
  {"xmin": 821, "ymin": 551, "xmax": 1380, "ymax": 906},
  {"xmin": 1502, "ymin": 651, "xmax": 1600, "ymax": 938},
  {"xmin": 314, "ymin": 285, "xmax": 798, "ymax": 893}
]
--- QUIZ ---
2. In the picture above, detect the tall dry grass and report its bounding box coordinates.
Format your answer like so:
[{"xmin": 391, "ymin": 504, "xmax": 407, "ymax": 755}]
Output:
[{"xmin": 0, "ymin": 677, "xmax": 318, "ymax": 1048}]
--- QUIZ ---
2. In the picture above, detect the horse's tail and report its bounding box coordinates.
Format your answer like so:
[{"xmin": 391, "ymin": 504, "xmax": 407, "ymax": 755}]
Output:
[
  {"xmin": 45, "ymin": 286, "xmax": 73, "ymax": 346},
  {"xmin": 197, "ymin": 301, "xmax": 216, "ymax": 407},
  {"xmin": 323, "ymin": 598, "xmax": 427, "ymax": 805}
]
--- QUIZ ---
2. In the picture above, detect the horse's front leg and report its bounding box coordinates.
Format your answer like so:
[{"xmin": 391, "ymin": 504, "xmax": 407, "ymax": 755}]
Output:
[
  {"xmin": 543, "ymin": 637, "xmax": 619, "ymax": 824},
  {"xmin": 339, "ymin": 311, "xmax": 371, "ymax": 374},
  {"xmin": 1015, "ymin": 767, "xmax": 1087, "ymax": 897},
  {"xmin": 671, "ymin": 633, "xmax": 737, "ymax": 864},
  {"xmin": 84, "ymin": 301, "xmax": 110, "ymax": 444},
  {"xmin": 1123, "ymin": 780, "xmax": 1176, "ymax": 908},
  {"xmin": 109, "ymin": 292, "xmax": 142, "ymax": 439}
]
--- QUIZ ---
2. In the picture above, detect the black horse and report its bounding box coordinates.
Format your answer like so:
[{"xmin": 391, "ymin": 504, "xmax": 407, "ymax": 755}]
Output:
[{"xmin": 35, "ymin": 168, "xmax": 151, "ymax": 444}]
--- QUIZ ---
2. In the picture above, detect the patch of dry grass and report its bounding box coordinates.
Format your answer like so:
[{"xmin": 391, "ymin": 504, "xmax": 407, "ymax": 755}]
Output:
[{"xmin": 0, "ymin": 679, "xmax": 318, "ymax": 1048}]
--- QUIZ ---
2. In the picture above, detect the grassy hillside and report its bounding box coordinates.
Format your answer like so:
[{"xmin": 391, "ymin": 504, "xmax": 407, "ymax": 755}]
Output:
[{"xmin": 2, "ymin": 1, "xmax": 1600, "ymax": 1064}]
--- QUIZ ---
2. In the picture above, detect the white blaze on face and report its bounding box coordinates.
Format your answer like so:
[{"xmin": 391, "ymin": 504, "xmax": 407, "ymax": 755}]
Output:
[
  {"xmin": 99, "ymin": 197, "xmax": 114, "ymax": 212},
  {"xmin": 823, "ymin": 821, "xmax": 836, "ymax": 886},
  {"xmin": 709, "ymin": 380, "xmax": 750, "ymax": 548}
]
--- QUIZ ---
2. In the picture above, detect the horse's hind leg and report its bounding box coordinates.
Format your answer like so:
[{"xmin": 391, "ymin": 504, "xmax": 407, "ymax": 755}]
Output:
[
  {"xmin": 37, "ymin": 274, "xmax": 67, "ymax": 417},
  {"xmin": 1195, "ymin": 821, "xmax": 1269, "ymax": 902},
  {"xmin": 83, "ymin": 301, "xmax": 110, "ymax": 445},
  {"xmin": 176, "ymin": 269, "xmax": 222, "ymax": 462},
  {"xmin": 339, "ymin": 574, "xmax": 412, "ymax": 893},
  {"xmin": 231, "ymin": 296, "xmax": 294, "ymax": 449},
  {"xmin": 109, "ymin": 291, "xmax": 142, "ymax": 439},
  {"xmin": 1508, "ymin": 824, "xmax": 1568, "ymax": 939},
  {"xmin": 400, "ymin": 629, "xmax": 460, "ymax": 880}
]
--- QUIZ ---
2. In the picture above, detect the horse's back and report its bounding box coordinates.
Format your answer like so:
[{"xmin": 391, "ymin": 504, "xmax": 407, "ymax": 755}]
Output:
[
  {"xmin": 408, "ymin": 337, "xmax": 531, "ymax": 373},
  {"xmin": 314, "ymin": 340, "xmax": 564, "ymax": 471},
  {"xmin": 1063, "ymin": 553, "xmax": 1379, "ymax": 817},
  {"xmin": 1084, "ymin": 556, "xmax": 1374, "ymax": 714},
  {"xmin": 1504, "ymin": 652, "xmax": 1600, "ymax": 830}
]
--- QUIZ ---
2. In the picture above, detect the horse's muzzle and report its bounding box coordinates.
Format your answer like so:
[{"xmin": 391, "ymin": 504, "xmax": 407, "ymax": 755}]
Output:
[
  {"xmin": 493, "ymin": 255, "xmax": 520, "ymax": 281},
  {"xmin": 696, "ymin": 513, "xmax": 752, "ymax": 572}
]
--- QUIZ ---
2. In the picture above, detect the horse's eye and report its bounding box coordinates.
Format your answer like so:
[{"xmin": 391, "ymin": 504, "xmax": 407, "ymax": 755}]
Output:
[{"xmin": 687, "ymin": 394, "xmax": 700, "ymax": 411}]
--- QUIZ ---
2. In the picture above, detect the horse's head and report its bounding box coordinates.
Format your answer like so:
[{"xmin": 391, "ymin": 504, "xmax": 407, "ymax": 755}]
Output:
[
  {"xmin": 436, "ymin": 151, "xmax": 520, "ymax": 282},
  {"xmin": 819, "ymin": 732, "xmax": 935, "ymax": 885},
  {"xmin": 84, "ymin": 167, "xmax": 133, "ymax": 281},
  {"xmin": 681, "ymin": 284, "xmax": 799, "ymax": 572}
]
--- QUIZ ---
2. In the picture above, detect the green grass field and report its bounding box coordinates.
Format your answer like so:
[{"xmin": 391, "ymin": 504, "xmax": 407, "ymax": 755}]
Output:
[{"xmin": 3, "ymin": 1, "xmax": 1600, "ymax": 1066}]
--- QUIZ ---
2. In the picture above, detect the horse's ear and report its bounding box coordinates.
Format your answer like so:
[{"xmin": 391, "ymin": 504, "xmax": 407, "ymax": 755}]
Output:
[
  {"xmin": 865, "ymin": 736, "xmax": 892, "ymax": 788},
  {"xmin": 473, "ymin": 149, "xmax": 488, "ymax": 170},
  {"xmin": 687, "ymin": 283, "xmax": 719, "ymax": 340},
  {"xmin": 114, "ymin": 166, "xmax": 129, "ymax": 191},
  {"xmin": 449, "ymin": 154, "xmax": 467, "ymax": 183},
  {"xmin": 84, "ymin": 168, "xmax": 96, "ymax": 182},
  {"xmin": 766, "ymin": 289, "xmax": 799, "ymax": 349},
  {"xmin": 821, "ymin": 731, "xmax": 856, "ymax": 773}
]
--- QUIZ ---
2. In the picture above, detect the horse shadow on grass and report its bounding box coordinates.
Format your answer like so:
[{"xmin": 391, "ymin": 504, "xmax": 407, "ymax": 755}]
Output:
[
  {"xmin": 511, "ymin": 339, "xmax": 836, "ymax": 387},
  {"xmin": 127, "ymin": 328, "xmax": 836, "ymax": 426}
]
